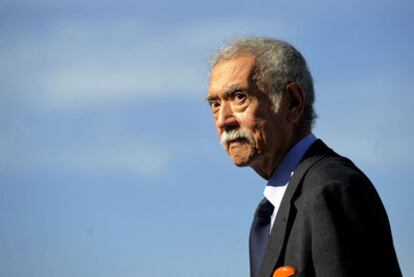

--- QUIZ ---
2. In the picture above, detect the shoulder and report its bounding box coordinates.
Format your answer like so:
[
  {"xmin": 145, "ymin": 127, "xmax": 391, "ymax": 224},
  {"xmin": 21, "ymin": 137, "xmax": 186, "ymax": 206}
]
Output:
[
  {"xmin": 299, "ymin": 152, "xmax": 386, "ymax": 220},
  {"xmin": 293, "ymin": 140, "xmax": 386, "ymax": 213},
  {"xmin": 306, "ymin": 155, "xmax": 371, "ymax": 188},
  {"xmin": 299, "ymin": 139, "xmax": 373, "ymax": 193}
]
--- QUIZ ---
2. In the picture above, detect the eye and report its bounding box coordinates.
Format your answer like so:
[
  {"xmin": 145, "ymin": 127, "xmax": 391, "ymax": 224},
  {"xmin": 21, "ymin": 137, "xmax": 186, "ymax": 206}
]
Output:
[
  {"xmin": 209, "ymin": 100, "xmax": 220, "ymax": 110},
  {"xmin": 233, "ymin": 92, "xmax": 246, "ymax": 103}
]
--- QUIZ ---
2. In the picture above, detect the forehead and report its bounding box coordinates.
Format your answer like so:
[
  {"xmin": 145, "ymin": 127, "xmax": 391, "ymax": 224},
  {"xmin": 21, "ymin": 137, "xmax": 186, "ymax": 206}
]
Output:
[{"xmin": 208, "ymin": 55, "xmax": 256, "ymax": 96}]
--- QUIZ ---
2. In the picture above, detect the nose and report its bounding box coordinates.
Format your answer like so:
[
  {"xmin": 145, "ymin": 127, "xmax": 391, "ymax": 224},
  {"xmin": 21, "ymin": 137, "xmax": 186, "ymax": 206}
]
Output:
[{"xmin": 215, "ymin": 101, "xmax": 237, "ymax": 130}]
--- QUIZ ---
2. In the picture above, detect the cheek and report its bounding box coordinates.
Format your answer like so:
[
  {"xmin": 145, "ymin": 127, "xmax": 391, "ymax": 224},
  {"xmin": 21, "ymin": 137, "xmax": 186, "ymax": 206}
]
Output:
[
  {"xmin": 249, "ymin": 117, "xmax": 266, "ymax": 134},
  {"xmin": 237, "ymin": 112, "xmax": 258, "ymax": 131},
  {"xmin": 252, "ymin": 120, "xmax": 274, "ymax": 148},
  {"xmin": 236, "ymin": 105, "xmax": 269, "ymax": 140}
]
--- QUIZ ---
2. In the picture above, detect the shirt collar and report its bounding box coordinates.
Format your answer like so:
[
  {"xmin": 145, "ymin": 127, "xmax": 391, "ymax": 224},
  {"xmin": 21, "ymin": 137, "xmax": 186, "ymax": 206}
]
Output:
[{"xmin": 267, "ymin": 133, "xmax": 317, "ymax": 187}]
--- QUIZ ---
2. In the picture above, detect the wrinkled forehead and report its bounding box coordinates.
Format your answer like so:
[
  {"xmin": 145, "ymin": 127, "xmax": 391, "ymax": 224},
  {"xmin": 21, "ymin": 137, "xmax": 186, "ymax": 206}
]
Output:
[{"xmin": 207, "ymin": 55, "xmax": 256, "ymax": 97}]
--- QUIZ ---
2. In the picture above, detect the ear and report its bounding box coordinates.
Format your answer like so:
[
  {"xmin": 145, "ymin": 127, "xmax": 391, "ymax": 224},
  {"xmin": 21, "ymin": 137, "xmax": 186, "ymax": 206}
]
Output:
[{"xmin": 285, "ymin": 82, "xmax": 305, "ymax": 124}]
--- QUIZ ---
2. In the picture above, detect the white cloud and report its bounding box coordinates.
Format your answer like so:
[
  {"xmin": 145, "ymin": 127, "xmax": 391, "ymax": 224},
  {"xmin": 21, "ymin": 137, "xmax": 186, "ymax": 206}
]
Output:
[
  {"xmin": 38, "ymin": 65, "xmax": 198, "ymax": 109},
  {"xmin": 67, "ymin": 141, "xmax": 171, "ymax": 176},
  {"xmin": 0, "ymin": 137, "xmax": 171, "ymax": 177}
]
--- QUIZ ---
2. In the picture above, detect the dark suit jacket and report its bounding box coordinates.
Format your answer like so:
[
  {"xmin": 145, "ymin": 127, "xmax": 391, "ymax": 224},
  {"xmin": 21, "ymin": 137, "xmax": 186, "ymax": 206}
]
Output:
[{"xmin": 256, "ymin": 140, "xmax": 402, "ymax": 277}]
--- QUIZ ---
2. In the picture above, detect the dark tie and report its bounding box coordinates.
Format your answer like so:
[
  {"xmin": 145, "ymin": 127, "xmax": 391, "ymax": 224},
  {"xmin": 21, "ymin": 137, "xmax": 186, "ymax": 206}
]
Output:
[{"xmin": 249, "ymin": 198, "xmax": 274, "ymax": 277}]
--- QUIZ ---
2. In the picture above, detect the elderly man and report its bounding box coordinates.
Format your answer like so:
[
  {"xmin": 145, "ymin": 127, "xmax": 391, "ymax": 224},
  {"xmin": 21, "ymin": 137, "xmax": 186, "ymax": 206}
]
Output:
[{"xmin": 206, "ymin": 38, "xmax": 401, "ymax": 277}]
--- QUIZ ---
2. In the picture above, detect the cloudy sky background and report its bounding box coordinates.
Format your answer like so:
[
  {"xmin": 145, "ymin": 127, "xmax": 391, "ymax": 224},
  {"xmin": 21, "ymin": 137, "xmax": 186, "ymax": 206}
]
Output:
[{"xmin": 1, "ymin": 0, "xmax": 413, "ymax": 276}]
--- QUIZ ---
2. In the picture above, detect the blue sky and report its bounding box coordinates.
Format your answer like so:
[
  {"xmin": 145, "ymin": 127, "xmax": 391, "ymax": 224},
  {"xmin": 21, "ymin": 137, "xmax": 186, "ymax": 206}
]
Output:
[{"xmin": 0, "ymin": 0, "xmax": 413, "ymax": 276}]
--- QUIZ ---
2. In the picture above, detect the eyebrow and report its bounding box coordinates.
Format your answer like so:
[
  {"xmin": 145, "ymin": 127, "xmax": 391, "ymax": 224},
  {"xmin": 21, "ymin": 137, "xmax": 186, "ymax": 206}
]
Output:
[{"xmin": 205, "ymin": 85, "xmax": 245, "ymax": 102}]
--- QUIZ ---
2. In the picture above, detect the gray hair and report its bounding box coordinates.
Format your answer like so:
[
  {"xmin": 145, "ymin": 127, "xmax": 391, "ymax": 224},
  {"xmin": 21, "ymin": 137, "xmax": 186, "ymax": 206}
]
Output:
[{"xmin": 211, "ymin": 37, "xmax": 316, "ymax": 128}]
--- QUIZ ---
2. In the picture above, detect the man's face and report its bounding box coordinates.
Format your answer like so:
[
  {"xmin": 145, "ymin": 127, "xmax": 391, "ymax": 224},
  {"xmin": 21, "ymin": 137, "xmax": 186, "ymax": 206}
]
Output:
[{"xmin": 207, "ymin": 55, "xmax": 293, "ymax": 171}]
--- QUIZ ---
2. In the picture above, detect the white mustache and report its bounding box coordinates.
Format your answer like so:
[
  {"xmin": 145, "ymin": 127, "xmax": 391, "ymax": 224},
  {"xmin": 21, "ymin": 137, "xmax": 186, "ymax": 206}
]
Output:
[{"xmin": 220, "ymin": 127, "xmax": 254, "ymax": 147}]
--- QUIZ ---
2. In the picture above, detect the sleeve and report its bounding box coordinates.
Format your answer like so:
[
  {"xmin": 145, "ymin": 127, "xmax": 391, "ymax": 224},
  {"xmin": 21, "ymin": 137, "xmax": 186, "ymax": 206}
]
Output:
[{"xmin": 305, "ymin": 167, "xmax": 402, "ymax": 277}]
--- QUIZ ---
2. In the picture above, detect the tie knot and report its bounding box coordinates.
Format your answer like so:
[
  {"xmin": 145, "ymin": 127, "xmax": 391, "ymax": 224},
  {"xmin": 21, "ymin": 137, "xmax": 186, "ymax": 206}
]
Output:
[{"xmin": 255, "ymin": 198, "xmax": 274, "ymax": 218}]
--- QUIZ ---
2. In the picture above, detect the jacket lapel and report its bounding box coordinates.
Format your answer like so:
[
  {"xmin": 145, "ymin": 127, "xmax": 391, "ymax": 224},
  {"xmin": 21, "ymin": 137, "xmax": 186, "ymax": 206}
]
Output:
[{"xmin": 258, "ymin": 140, "xmax": 332, "ymax": 276}]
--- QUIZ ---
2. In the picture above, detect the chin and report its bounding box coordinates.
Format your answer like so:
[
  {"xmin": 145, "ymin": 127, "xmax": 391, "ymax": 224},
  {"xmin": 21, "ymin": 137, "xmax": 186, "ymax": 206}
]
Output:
[
  {"xmin": 226, "ymin": 142, "xmax": 257, "ymax": 167},
  {"xmin": 230, "ymin": 151, "xmax": 256, "ymax": 167},
  {"xmin": 233, "ymin": 159, "xmax": 251, "ymax": 167}
]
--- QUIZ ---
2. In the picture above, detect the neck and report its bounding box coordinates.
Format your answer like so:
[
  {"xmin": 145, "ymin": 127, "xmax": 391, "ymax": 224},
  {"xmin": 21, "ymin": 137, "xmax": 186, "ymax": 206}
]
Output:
[{"xmin": 251, "ymin": 129, "xmax": 310, "ymax": 180}]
